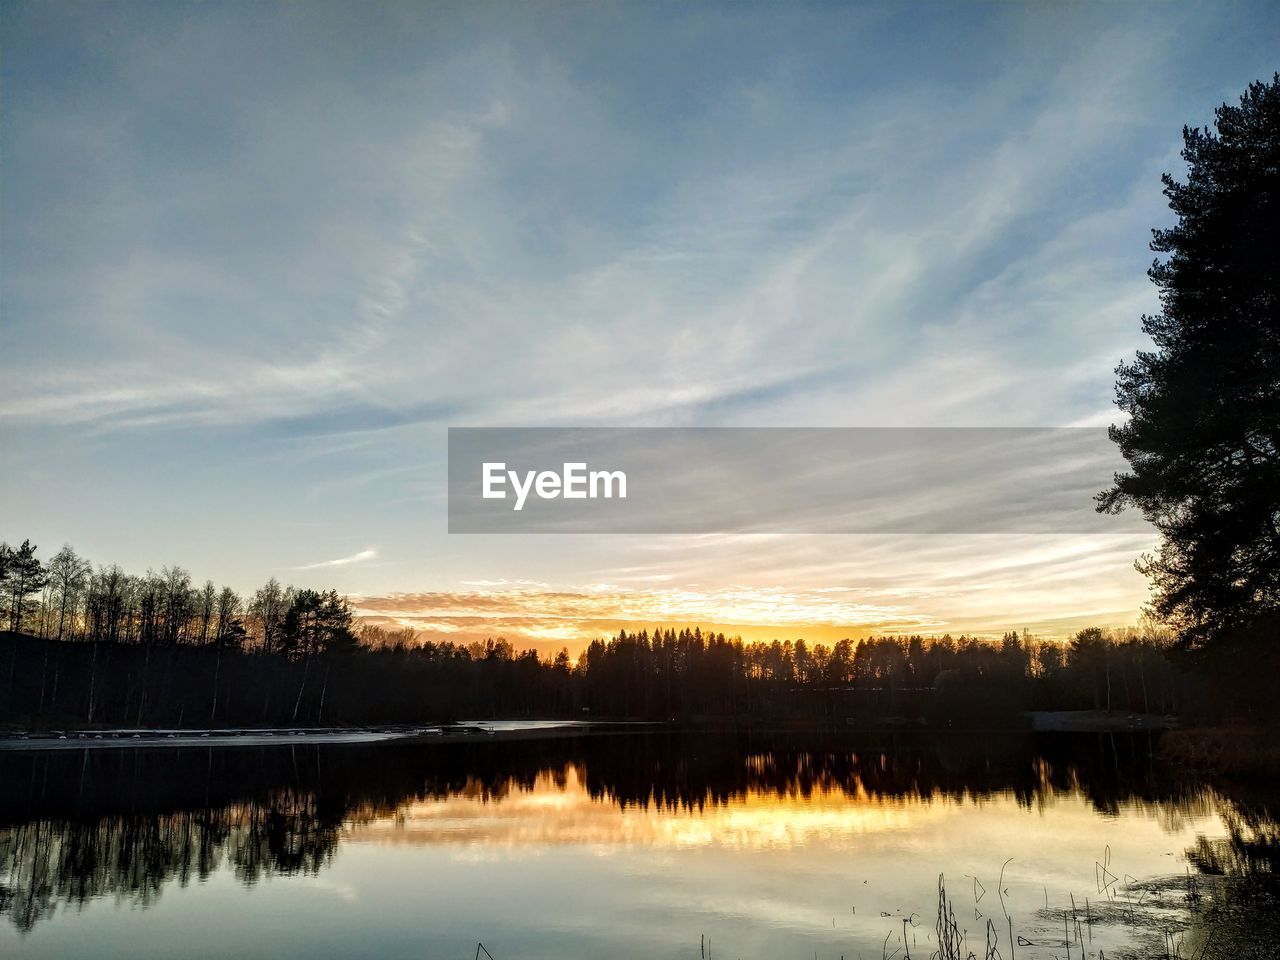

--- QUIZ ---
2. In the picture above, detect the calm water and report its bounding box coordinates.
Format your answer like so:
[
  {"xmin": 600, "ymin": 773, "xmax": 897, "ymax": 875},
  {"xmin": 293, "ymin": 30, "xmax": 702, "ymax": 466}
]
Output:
[{"xmin": 1, "ymin": 729, "xmax": 1277, "ymax": 959}]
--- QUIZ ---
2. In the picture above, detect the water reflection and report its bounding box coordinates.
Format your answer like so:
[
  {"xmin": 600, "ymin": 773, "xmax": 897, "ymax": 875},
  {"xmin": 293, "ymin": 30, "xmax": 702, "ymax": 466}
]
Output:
[{"xmin": 0, "ymin": 730, "xmax": 1275, "ymax": 957}]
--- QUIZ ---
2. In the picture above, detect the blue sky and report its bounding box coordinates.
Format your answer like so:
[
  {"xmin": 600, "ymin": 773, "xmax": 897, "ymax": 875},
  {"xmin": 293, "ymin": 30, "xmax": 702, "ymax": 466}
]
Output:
[{"xmin": 3, "ymin": 1, "xmax": 1277, "ymax": 650}]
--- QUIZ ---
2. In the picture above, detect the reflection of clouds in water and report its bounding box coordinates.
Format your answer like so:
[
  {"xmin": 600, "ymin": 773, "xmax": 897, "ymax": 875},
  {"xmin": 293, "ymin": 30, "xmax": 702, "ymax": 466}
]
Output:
[
  {"xmin": 298, "ymin": 876, "xmax": 360, "ymax": 904},
  {"xmin": 0, "ymin": 733, "xmax": 1265, "ymax": 960},
  {"xmin": 344, "ymin": 765, "xmax": 1226, "ymax": 857},
  {"xmin": 332, "ymin": 764, "xmax": 1240, "ymax": 960}
]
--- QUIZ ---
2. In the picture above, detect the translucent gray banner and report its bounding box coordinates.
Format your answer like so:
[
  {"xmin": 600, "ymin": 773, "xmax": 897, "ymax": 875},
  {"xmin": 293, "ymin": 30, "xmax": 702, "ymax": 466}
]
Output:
[{"xmin": 447, "ymin": 428, "xmax": 1146, "ymax": 534}]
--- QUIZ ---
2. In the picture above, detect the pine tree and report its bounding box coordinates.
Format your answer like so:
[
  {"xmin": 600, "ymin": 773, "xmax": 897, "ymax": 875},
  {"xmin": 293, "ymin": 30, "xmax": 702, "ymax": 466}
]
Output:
[
  {"xmin": 1099, "ymin": 75, "xmax": 1280, "ymax": 649},
  {"xmin": 6, "ymin": 540, "xmax": 48, "ymax": 634}
]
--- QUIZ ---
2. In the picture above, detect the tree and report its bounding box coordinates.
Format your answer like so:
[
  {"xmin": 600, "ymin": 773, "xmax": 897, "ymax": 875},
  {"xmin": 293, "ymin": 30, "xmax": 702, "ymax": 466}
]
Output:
[
  {"xmin": 210, "ymin": 587, "xmax": 245, "ymax": 723},
  {"xmin": 250, "ymin": 578, "xmax": 289, "ymax": 655},
  {"xmin": 6, "ymin": 540, "xmax": 48, "ymax": 633},
  {"xmin": 47, "ymin": 545, "xmax": 90, "ymax": 641},
  {"xmin": 159, "ymin": 566, "xmax": 194, "ymax": 645},
  {"xmin": 0, "ymin": 544, "xmax": 12, "ymax": 623},
  {"xmin": 214, "ymin": 587, "xmax": 244, "ymax": 649},
  {"xmin": 280, "ymin": 588, "xmax": 357, "ymax": 722},
  {"xmin": 1099, "ymin": 75, "xmax": 1280, "ymax": 649},
  {"xmin": 197, "ymin": 580, "xmax": 217, "ymax": 646},
  {"xmin": 86, "ymin": 565, "xmax": 128, "ymax": 644},
  {"xmin": 1070, "ymin": 627, "xmax": 1111, "ymax": 711}
]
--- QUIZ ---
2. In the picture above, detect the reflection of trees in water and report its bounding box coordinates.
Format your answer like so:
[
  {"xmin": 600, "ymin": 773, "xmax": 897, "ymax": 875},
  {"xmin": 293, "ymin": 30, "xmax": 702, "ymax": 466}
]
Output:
[
  {"xmin": 0, "ymin": 790, "xmax": 342, "ymax": 932},
  {"xmin": 227, "ymin": 789, "xmax": 340, "ymax": 883},
  {"xmin": 1172, "ymin": 790, "xmax": 1280, "ymax": 960},
  {"xmin": 0, "ymin": 732, "xmax": 1269, "ymax": 931},
  {"xmin": 565, "ymin": 730, "xmax": 1223, "ymax": 821},
  {"xmin": 1187, "ymin": 791, "xmax": 1280, "ymax": 878}
]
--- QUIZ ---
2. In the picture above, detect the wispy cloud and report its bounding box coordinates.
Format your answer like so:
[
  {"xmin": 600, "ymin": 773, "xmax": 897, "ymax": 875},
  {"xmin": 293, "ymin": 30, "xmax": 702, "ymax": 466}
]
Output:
[
  {"xmin": 351, "ymin": 582, "xmax": 942, "ymax": 653},
  {"xmin": 349, "ymin": 534, "xmax": 1154, "ymax": 652},
  {"xmin": 2, "ymin": 1, "xmax": 1272, "ymax": 626},
  {"xmin": 0, "ymin": 3, "xmax": 1212, "ymax": 434},
  {"xmin": 295, "ymin": 549, "xmax": 378, "ymax": 571}
]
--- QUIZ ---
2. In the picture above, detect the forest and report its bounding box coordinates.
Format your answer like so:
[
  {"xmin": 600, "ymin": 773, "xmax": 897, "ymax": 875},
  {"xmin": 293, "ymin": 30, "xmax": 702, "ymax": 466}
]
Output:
[{"xmin": 0, "ymin": 538, "xmax": 1191, "ymax": 728}]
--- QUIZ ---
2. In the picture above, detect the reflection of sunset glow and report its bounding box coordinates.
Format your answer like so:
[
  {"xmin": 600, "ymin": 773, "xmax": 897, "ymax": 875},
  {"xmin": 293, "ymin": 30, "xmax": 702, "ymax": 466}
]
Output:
[
  {"xmin": 347, "ymin": 766, "xmax": 939, "ymax": 850},
  {"xmin": 343, "ymin": 764, "xmax": 1217, "ymax": 853}
]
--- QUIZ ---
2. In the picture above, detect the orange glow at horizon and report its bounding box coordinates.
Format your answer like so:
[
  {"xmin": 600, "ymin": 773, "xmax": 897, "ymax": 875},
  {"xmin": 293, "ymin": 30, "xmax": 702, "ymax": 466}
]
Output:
[{"xmin": 349, "ymin": 574, "xmax": 1149, "ymax": 657}]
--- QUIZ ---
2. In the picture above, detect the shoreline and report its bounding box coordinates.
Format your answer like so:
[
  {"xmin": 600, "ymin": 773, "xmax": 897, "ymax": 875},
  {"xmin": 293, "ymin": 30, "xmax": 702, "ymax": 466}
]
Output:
[
  {"xmin": 0, "ymin": 710, "xmax": 1181, "ymax": 751},
  {"xmin": 0, "ymin": 720, "xmax": 648, "ymax": 751}
]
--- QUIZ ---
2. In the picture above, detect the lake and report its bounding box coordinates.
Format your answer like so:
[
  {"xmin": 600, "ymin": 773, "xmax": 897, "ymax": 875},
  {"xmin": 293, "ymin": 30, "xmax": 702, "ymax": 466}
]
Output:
[{"xmin": 1, "ymin": 728, "xmax": 1277, "ymax": 959}]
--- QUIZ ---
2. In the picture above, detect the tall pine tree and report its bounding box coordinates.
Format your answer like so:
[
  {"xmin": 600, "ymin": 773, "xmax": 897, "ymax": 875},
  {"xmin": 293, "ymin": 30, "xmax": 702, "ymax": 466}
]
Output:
[{"xmin": 1100, "ymin": 76, "xmax": 1280, "ymax": 651}]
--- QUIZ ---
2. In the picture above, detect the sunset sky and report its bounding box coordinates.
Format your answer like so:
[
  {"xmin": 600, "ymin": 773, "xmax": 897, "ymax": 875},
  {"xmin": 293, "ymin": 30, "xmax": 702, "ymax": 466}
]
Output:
[{"xmin": 3, "ymin": 1, "xmax": 1277, "ymax": 654}]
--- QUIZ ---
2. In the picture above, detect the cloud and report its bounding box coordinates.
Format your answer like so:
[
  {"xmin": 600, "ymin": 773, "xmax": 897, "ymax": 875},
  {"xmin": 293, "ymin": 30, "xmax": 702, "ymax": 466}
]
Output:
[
  {"xmin": 2, "ymin": 1, "xmax": 1272, "ymax": 628},
  {"xmin": 349, "ymin": 539, "xmax": 1153, "ymax": 653},
  {"xmin": 295, "ymin": 549, "xmax": 378, "ymax": 571},
  {"xmin": 0, "ymin": 2, "xmax": 1205, "ymax": 435}
]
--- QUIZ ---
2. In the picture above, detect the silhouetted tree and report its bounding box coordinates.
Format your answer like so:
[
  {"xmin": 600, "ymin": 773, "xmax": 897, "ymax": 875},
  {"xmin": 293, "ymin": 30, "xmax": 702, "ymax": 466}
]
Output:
[
  {"xmin": 249, "ymin": 578, "xmax": 289, "ymax": 656},
  {"xmin": 1099, "ymin": 75, "xmax": 1280, "ymax": 650},
  {"xmin": 214, "ymin": 587, "xmax": 245, "ymax": 649},
  {"xmin": 0, "ymin": 544, "xmax": 11, "ymax": 603},
  {"xmin": 46, "ymin": 545, "xmax": 90, "ymax": 642},
  {"xmin": 4, "ymin": 540, "xmax": 47, "ymax": 633}
]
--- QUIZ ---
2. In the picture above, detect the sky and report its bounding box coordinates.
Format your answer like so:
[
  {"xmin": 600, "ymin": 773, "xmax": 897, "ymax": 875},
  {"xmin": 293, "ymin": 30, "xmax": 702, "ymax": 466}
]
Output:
[{"xmin": 3, "ymin": 1, "xmax": 1277, "ymax": 653}]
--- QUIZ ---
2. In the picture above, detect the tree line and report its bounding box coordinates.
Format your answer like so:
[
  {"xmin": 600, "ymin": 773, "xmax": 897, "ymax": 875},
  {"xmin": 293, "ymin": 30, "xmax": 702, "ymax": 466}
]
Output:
[
  {"xmin": 0, "ymin": 538, "xmax": 351, "ymax": 655},
  {"xmin": 0, "ymin": 538, "xmax": 1197, "ymax": 729},
  {"xmin": 570, "ymin": 624, "xmax": 1185, "ymax": 720}
]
